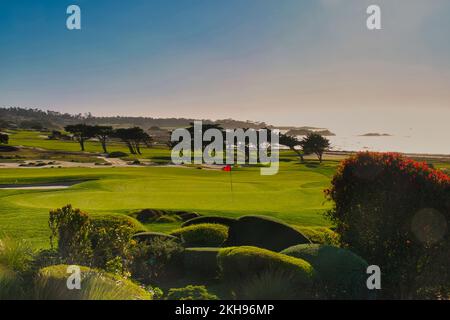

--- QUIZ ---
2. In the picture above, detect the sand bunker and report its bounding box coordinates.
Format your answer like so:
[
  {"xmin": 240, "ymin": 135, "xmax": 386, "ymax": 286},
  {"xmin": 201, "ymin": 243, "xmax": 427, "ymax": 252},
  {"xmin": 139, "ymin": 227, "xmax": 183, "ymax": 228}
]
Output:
[{"xmin": 0, "ymin": 180, "xmax": 87, "ymax": 190}]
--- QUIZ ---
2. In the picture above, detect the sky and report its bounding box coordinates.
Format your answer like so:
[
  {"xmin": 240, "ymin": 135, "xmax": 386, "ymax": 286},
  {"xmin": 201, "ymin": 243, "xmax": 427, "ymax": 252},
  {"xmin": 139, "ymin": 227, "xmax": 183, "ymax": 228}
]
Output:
[{"xmin": 0, "ymin": 0, "xmax": 449, "ymax": 141}]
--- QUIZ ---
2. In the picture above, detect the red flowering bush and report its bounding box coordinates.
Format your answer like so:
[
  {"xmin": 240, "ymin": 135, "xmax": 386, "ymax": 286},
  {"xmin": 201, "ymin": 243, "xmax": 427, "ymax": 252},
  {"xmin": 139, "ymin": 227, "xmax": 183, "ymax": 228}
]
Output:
[{"xmin": 326, "ymin": 152, "xmax": 450, "ymax": 299}]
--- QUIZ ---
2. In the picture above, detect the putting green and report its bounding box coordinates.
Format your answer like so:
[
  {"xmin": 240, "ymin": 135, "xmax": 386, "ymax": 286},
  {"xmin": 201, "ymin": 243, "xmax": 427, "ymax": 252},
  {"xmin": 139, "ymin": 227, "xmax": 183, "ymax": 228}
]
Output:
[{"xmin": 0, "ymin": 161, "xmax": 336, "ymax": 248}]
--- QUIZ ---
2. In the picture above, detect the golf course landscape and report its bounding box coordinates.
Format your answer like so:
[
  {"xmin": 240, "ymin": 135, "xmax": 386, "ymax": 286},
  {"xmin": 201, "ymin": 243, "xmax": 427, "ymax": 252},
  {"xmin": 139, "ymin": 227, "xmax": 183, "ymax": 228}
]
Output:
[
  {"xmin": 0, "ymin": 130, "xmax": 337, "ymax": 248},
  {"xmin": 1, "ymin": 126, "xmax": 449, "ymax": 300}
]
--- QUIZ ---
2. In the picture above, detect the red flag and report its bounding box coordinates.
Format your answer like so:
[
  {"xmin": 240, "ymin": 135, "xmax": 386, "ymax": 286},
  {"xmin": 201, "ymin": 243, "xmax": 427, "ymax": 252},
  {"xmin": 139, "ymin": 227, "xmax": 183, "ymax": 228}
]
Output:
[{"xmin": 223, "ymin": 165, "xmax": 232, "ymax": 172}]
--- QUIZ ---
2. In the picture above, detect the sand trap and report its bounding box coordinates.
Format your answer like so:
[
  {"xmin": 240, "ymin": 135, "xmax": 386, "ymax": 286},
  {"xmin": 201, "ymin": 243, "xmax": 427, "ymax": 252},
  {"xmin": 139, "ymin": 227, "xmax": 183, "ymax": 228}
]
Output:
[{"xmin": 0, "ymin": 180, "xmax": 87, "ymax": 190}]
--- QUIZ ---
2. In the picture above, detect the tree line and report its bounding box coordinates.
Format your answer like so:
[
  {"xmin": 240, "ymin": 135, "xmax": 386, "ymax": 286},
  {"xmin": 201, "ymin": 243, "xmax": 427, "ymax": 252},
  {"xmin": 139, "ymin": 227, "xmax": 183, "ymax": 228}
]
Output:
[
  {"xmin": 63, "ymin": 124, "xmax": 152, "ymax": 154},
  {"xmin": 169, "ymin": 123, "xmax": 331, "ymax": 163}
]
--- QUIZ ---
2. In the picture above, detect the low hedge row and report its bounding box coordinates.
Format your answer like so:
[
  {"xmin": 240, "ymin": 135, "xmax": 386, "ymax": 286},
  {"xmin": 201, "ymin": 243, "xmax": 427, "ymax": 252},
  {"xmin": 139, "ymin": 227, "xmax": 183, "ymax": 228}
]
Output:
[
  {"xmin": 170, "ymin": 224, "xmax": 228, "ymax": 247},
  {"xmin": 182, "ymin": 247, "xmax": 221, "ymax": 279},
  {"xmin": 225, "ymin": 215, "xmax": 310, "ymax": 251},
  {"xmin": 281, "ymin": 244, "xmax": 370, "ymax": 299},
  {"xmin": 217, "ymin": 246, "xmax": 316, "ymax": 298}
]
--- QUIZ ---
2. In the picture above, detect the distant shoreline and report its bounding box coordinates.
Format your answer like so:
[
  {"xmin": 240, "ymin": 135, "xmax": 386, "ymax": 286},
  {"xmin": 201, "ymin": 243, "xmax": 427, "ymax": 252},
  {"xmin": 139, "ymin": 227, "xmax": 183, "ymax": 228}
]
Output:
[{"xmin": 325, "ymin": 150, "xmax": 450, "ymax": 161}]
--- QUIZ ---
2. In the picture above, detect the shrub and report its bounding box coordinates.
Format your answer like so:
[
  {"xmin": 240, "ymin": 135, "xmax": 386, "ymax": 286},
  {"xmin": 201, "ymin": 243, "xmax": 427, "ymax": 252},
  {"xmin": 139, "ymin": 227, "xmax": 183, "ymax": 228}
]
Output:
[
  {"xmin": 49, "ymin": 205, "xmax": 92, "ymax": 265},
  {"xmin": 217, "ymin": 246, "xmax": 316, "ymax": 299},
  {"xmin": 89, "ymin": 216, "xmax": 138, "ymax": 274},
  {"xmin": 0, "ymin": 264, "xmax": 26, "ymax": 300},
  {"xmin": 156, "ymin": 215, "xmax": 179, "ymax": 223},
  {"xmin": 225, "ymin": 215, "xmax": 310, "ymax": 251},
  {"xmin": 170, "ymin": 224, "xmax": 228, "ymax": 247},
  {"xmin": 108, "ymin": 151, "xmax": 128, "ymax": 158},
  {"xmin": 130, "ymin": 238, "xmax": 184, "ymax": 284},
  {"xmin": 166, "ymin": 285, "xmax": 218, "ymax": 300},
  {"xmin": 34, "ymin": 265, "xmax": 152, "ymax": 300},
  {"xmin": 133, "ymin": 232, "xmax": 178, "ymax": 243},
  {"xmin": 182, "ymin": 216, "xmax": 237, "ymax": 228},
  {"xmin": 0, "ymin": 236, "xmax": 34, "ymax": 274},
  {"xmin": 239, "ymin": 270, "xmax": 306, "ymax": 300},
  {"xmin": 183, "ymin": 247, "xmax": 220, "ymax": 279},
  {"xmin": 49, "ymin": 205, "xmax": 143, "ymax": 274},
  {"xmin": 131, "ymin": 208, "xmax": 199, "ymax": 224},
  {"xmin": 295, "ymin": 226, "xmax": 339, "ymax": 246},
  {"xmin": 325, "ymin": 152, "xmax": 450, "ymax": 299},
  {"xmin": 281, "ymin": 244, "xmax": 370, "ymax": 299}
]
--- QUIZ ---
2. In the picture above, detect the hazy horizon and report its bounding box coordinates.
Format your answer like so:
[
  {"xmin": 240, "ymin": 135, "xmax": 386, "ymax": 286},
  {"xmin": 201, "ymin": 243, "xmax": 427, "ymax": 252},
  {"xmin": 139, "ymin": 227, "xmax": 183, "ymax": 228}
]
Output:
[{"xmin": 1, "ymin": 0, "xmax": 449, "ymax": 152}]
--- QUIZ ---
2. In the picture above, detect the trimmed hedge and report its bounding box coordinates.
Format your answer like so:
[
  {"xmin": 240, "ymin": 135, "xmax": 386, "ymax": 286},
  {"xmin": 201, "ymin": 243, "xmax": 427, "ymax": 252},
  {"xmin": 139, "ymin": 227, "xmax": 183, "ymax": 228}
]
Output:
[
  {"xmin": 90, "ymin": 214, "xmax": 146, "ymax": 234},
  {"xmin": 131, "ymin": 209, "xmax": 200, "ymax": 224},
  {"xmin": 225, "ymin": 215, "xmax": 310, "ymax": 251},
  {"xmin": 218, "ymin": 246, "xmax": 316, "ymax": 298},
  {"xmin": 281, "ymin": 244, "xmax": 370, "ymax": 299},
  {"xmin": 295, "ymin": 226, "xmax": 339, "ymax": 245},
  {"xmin": 132, "ymin": 232, "xmax": 178, "ymax": 243},
  {"xmin": 183, "ymin": 247, "xmax": 221, "ymax": 279},
  {"xmin": 34, "ymin": 265, "xmax": 152, "ymax": 300},
  {"xmin": 166, "ymin": 285, "xmax": 218, "ymax": 300},
  {"xmin": 170, "ymin": 224, "xmax": 228, "ymax": 247},
  {"xmin": 182, "ymin": 216, "xmax": 237, "ymax": 228}
]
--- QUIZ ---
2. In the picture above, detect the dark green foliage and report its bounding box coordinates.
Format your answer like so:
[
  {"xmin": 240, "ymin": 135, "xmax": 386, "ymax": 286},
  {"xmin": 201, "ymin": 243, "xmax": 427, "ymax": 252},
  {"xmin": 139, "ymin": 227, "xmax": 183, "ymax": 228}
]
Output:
[
  {"xmin": 34, "ymin": 265, "xmax": 152, "ymax": 300},
  {"xmin": 295, "ymin": 226, "xmax": 339, "ymax": 246},
  {"xmin": 49, "ymin": 205, "xmax": 92, "ymax": 265},
  {"xmin": 279, "ymin": 133, "xmax": 304, "ymax": 162},
  {"xmin": 113, "ymin": 127, "xmax": 152, "ymax": 155},
  {"xmin": 281, "ymin": 244, "xmax": 370, "ymax": 299},
  {"xmin": 130, "ymin": 238, "xmax": 184, "ymax": 284},
  {"xmin": 183, "ymin": 247, "xmax": 221, "ymax": 279},
  {"xmin": 300, "ymin": 133, "xmax": 330, "ymax": 163},
  {"xmin": 218, "ymin": 246, "xmax": 316, "ymax": 299},
  {"xmin": 225, "ymin": 215, "xmax": 309, "ymax": 251},
  {"xmin": 133, "ymin": 232, "xmax": 178, "ymax": 243},
  {"xmin": 64, "ymin": 124, "xmax": 96, "ymax": 151},
  {"xmin": 326, "ymin": 152, "xmax": 450, "ymax": 299},
  {"xmin": 239, "ymin": 270, "xmax": 308, "ymax": 300},
  {"xmin": 131, "ymin": 208, "xmax": 200, "ymax": 223},
  {"xmin": 166, "ymin": 285, "xmax": 218, "ymax": 300},
  {"xmin": 48, "ymin": 205, "xmax": 142, "ymax": 274},
  {"xmin": 182, "ymin": 216, "xmax": 237, "ymax": 228},
  {"xmin": 0, "ymin": 133, "xmax": 9, "ymax": 144},
  {"xmin": 171, "ymin": 224, "xmax": 228, "ymax": 247}
]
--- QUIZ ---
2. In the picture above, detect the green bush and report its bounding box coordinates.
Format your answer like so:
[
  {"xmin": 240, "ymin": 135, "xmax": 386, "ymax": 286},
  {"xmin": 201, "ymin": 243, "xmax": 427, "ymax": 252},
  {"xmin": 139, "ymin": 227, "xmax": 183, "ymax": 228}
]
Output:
[
  {"xmin": 239, "ymin": 270, "xmax": 307, "ymax": 300},
  {"xmin": 295, "ymin": 226, "xmax": 339, "ymax": 246},
  {"xmin": 90, "ymin": 215, "xmax": 145, "ymax": 270},
  {"xmin": 34, "ymin": 264, "xmax": 152, "ymax": 300},
  {"xmin": 131, "ymin": 209, "xmax": 200, "ymax": 224},
  {"xmin": 281, "ymin": 244, "xmax": 370, "ymax": 299},
  {"xmin": 166, "ymin": 285, "xmax": 218, "ymax": 300},
  {"xmin": 133, "ymin": 232, "xmax": 178, "ymax": 243},
  {"xmin": 108, "ymin": 151, "xmax": 128, "ymax": 158},
  {"xmin": 0, "ymin": 264, "xmax": 26, "ymax": 300},
  {"xmin": 49, "ymin": 205, "xmax": 92, "ymax": 265},
  {"xmin": 225, "ymin": 215, "xmax": 309, "ymax": 251},
  {"xmin": 130, "ymin": 238, "xmax": 184, "ymax": 284},
  {"xmin": 182, "ymin": 216, "xmax": 237, "ymax": 228},
  {"xmin": 326, "ymin": 152, "xmax": 450, "ymax": 298},
  {"xmin": 170, "ymin": 223, "xmax": 228, "ymax": 247},
  {"xmin": 183, "ymin": 247, "xmax": 220, "ymax": 279},
  {"xmin": 49, "ymin": 205, "xmax": 144, "ymax": 274},
  {"xmin": 0, "ymin": 236, "xmax": 34, "ymax": 274},
  {"xmin": 218, "ymin": 246, "xmax": 316, "ymax": 299}
]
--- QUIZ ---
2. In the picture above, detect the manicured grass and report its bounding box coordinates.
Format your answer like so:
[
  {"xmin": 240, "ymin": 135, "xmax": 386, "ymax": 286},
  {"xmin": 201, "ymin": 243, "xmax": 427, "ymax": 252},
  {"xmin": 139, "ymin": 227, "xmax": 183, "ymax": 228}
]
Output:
[
  {"xmin": 5, "ymin": 130, "xmax": 171, "ymax": 163},
  {"xmin": 0, "ymin": 160, "xmax": 336, "ymax": 248},
  {"xmin": 2, "ymin": 130, "xmax": 449, "ymax": 250}
]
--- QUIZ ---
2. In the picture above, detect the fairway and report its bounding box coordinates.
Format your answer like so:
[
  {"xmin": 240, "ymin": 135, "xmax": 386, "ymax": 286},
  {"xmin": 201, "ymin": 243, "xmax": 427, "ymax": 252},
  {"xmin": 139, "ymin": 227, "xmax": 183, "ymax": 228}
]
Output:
[{"xmin": 0, "ymin": 160, "xmax": 337, "ymax": 248}]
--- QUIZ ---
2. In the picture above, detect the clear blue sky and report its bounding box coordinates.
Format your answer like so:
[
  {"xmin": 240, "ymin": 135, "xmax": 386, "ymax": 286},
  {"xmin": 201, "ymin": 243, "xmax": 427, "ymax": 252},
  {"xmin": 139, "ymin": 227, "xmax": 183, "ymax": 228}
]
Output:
[{"xmin": 1, "ymin": 0, "xmax": 449, "ymax": 136}]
